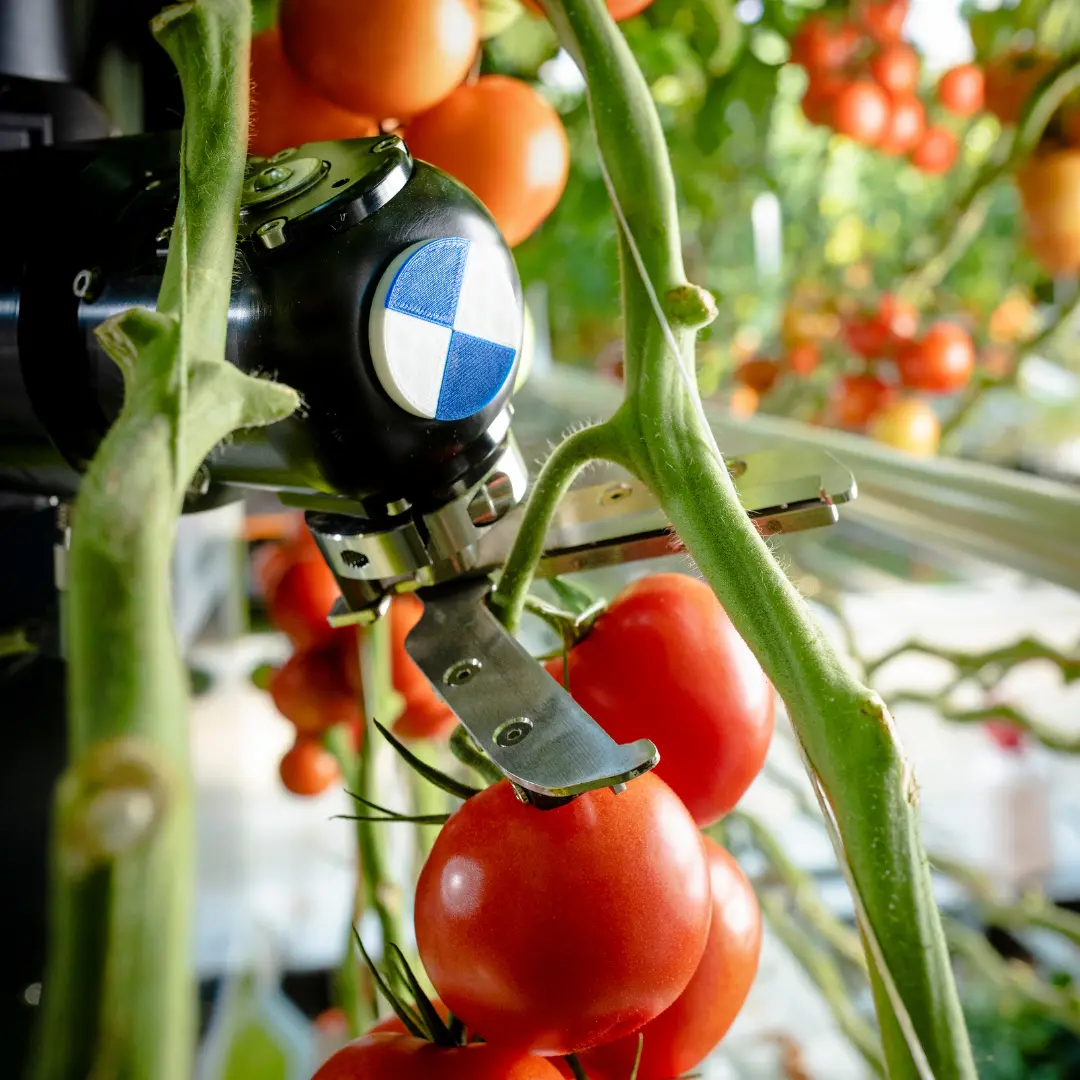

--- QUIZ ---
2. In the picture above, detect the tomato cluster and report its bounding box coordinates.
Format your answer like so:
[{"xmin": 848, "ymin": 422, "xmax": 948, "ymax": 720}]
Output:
[
  {"xmin": 312, "ymin": 573, "xmax": 766, "ymax": 1078},
  {"xmin": 257, "ymin": 523, "xmax": 456, "ymax": 796},
  {"xmin": 794, "ymin": 1, "xmax": 978, "ymax": 175},
  {"xmin": 249, "ymin": 0, "xmax": 574, "ymax": 247}
]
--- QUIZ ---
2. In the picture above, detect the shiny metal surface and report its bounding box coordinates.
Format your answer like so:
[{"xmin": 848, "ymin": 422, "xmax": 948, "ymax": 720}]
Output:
[{"xmin": 404, "ymin": 580, "xmax": 659, "ymax": 798}]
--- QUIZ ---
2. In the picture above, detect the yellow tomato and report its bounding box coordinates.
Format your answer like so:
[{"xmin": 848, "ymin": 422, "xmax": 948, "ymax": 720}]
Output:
[
  {"xmin": 870, "ymin": 398, "xmax": 941, "ymax": 457},
  {"xmin": 1017, "ymin": 150, "xmax": 1080, "ymax": 274}
]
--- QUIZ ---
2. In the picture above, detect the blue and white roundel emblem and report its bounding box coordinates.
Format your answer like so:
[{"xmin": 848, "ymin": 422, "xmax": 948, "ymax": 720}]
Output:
[{"xmin": 369, "ymin": 237, "xmax": 522, "ymax": 422}]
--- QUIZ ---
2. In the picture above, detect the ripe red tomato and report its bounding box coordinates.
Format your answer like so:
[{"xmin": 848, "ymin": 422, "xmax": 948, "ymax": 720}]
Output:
[
  {"xmin": 876, "ymin": 292, "xmax": 919, "ymax": 342},
  {"xmin": 522, "ymin": 0, "xmax": 653, "ymax": 19},
  {"xmin": 269, "ymin": 634, "xmax": 361, "ymax": 734},
  {"xmin": 248, "ymin": 28, "xmax": 377, "ymax": 158},
  {"xmin": 313, "ymin": 1032, "xmax": 564, "ymax": 1079},
  {"xmin": 791, "ymin": 15, "xmax": 860, "ymax": 72},
  {"xmin": 544, "ymin": 574, "xmax": 773, "ymax": 826},
  {"xmin": 414, "ymin": 774, "xmax": 712, "ymax": 1055},
  {"xmin": 842, "ymin": 316, "xmax": 890, "ymax": 359},
  {"xmin": 1017, "ymin": 150, "xmax": 1080, "ymax": 274},
  {"xmin": 984, "ymin": 50, "xmax": 1054, "ymax": 126},
  {"xmin": 268, "ymin": 555, "xmax": 340, "ymax": 650},
  {"xmin": 568, "ymin": 839, "xmax": 762, "ymax": 1080},
  {"xmin": 937, "ymin": 64, "xmax": 984, "ymax": 117},
  {"xmin": 832, "ymin": 81, "xmax": 891, "ymax": 145},
  {"xmin": 869, "ymin": 397, "xmax": 940, "ymax": 457},
  {"xmin": 279, "ymin": 0, "xmax": 480, "ymax": 120},
  {"xmin": 879, "ymin": 94, "xmax": 925, "ymax": 154},
  {"xmin": 404, "ymin": 76, "xmax": 569, "ymax": 247},
  {"xmin": 735, "ymin": 358, "xmax": 781, "ymax": 394},
  {"xmin": 340, "ymin": 594, "xmax": 458, "ymax": 741},
  {"xmin": 869, "ymin": 44, "xmax": 920, "ymax": 96},
  {"xmin": 897, "ymin": 322, "xmax": 975, "ymax": 393},
  {"xmin": 856, "ymin": 0, "xmax": 907, "ymax": 46},
  {"xmin": 832, "ymin": 373, "xmax": 895, "ymax": 428},
  {"xmin": 279, "ymin": 737, "xmax": 340, "ymax": 796},
  {"xmin": 911, "ymin": 126, "xmax": 958, "ymax": 174},
  {"xmin": 786, "ymin": 341, "xmax": 820, "ymax": 376}
]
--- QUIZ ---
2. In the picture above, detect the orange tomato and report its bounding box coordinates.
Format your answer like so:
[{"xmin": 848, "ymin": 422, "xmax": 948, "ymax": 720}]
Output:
[
  {"xmin": 279, "ymin": 0, "xmax": 480, "ymax": 120},
  {"xmin": 734, "ymin": 358, "xmax": 781, "ymax": 394},
  {"xmin": 786, "ymin": 341, "xmax": 821, "ymax": 376},
  {"xmin": 988, "ymin": 292, "xmax": 1034, "ymax": 343},
  {"xmin": 911, "ymin": 127, "xmax": 958, "ymax": 174},
  {"xmin": 879, "ymin": 93, "xmax": 925, "ymax": 154},
  {"xmin": 870, "ymin": 398, "xmax": 940, "ymax": 457},
  {"xmin": 832, "ymin": 81, "xmax": 891, "ymax": 145},
  {"xmin": 248, "ymin": 28, "xmax": 377, "ymax": 157},
  {"xmin": 1017, "ymin": 149, "xmax": 1080, "ymax": 274},
  {"xmin": 937, "ymin": 64, "xmax": 985, "ymax": 118},
  {"xmin": 404, "ymin": 75, "xmax": 569, "ymax": 246},
  {"xmin": 279, "ymin": 737, "xmax": 341, "ymax": 796},
  {"xmin": 869, "ymin": 44, "xmax": 920, "ymax": 96},
  {"xmin": 984, "ymin": 50, "xmax": 1054, "ymax": 126},
  {"xmin": 729, "ymin": 385, "xmax": 760, "ymax": 420}
]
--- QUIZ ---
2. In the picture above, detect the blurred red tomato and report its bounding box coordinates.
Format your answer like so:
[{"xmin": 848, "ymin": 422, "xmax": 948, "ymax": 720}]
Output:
[
  {"xmin": 735, "ymin": 358, "xmax": 781, "ymax": 394},
  {"xmin": 279, "ymin": 737, "xmax": 340, "ymax": 796},
  {"xmin": 856, "ymin": 0, "xmax": 907, "ymax": 46},
  {"xmin": 911, "ymin": 127, "xmax": 958, "ymax": 174},
  {"xmin": 938, "ymin": 64, "xmax": 985, "ymax": 117},
  {"xmin": 879, "ymin": 94, "xmax": 925, "ymax": 154},
  {"xmin": 832, "ymin": 373, "xmax": 895, "ymax": 428},
  {"xmin": 869, "ymin": 44, "xmax": 920, "ymax": 96},
  {"xmin": 269, "ymin": 634, "xmax": 361, "ymax": 734},
  {"xmin": 843, "ymin": 316, "xmax": 890, "ymax": 359},
  {"xmin": 897, "ymin": 323, "xmax": 975, "ymax": 393},
  {"xmin": 268, "ymin": 556, "xmax": 340, "ymax": 650},
  {"xmin": 791, "ymin": 15, "xmax": 860, "ymax": 71},
  {"xmin": 786, "ymin": 341, "xmax": 820, "ymax": 376},
  {"xmin": 832, "ymin": 81, "xmax": 891, "ymax": 144},
  {"xmin": 876, "ymin": 293, "xmax": 919, "ymax": 341}
]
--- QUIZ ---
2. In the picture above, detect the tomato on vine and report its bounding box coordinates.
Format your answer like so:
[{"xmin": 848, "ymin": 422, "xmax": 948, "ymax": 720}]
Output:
[
  {"xmin": 544, "ymin": 574, "xmax": 774, "ymax": 826},
  {"xmin": 785, "ymin": 341, "xmax": 820, "ymax": 376},
  {"xmin": 312, "ymin": 1033, "xmax": 563, "ymax": 1079},
  {"xmin": 248, "ymin": 28, "xmax": 377, "ymax": 158},
  {"xmin": 414, "ymin": 774, "xmax": 712, "ymax": 1055},
  {"xmin": 870, "ymin": 398, "xmax": 941, "ymax": 457},
  {"xmin": 869, "ymin": 44, "xmax": 920, "ymax": 97},
  {"xmin": 855, "ymin": 0, "xmax": 908, "ymax": 46},
  {"xmin": 279, "ymin": 737, "xmax": 340, "ymax": 796},
  {"xmin": 279, "ymin": 0, "xmax": 480, "ymax": 120},
  {"xmin": 267, "ymin": 555, "xmax": 341, "ymax": 650},
  {"xmin": 879, "ymin": 94, "xmax": 925, "ymax": 155},
  {"xmin": 403, "ymin": 76, "xmax": 569, "ymax": 247},
  {"xmin": 897, "ymin": 323, "xmax": 975, "ymax": 393},
  {"xmin": 832, "ymin": 373, "xmax": 894, "ymax": 428},
  {"xmin": 791, "ymin": 15, "xmax": 860, "ymax": 72},
  {"xmin": 937, "ymin": 64, "xmax": 984, "ymax": 117},
  {"xmin": 566, "ymin": 838, "xmax": 762, "ymax": 1080},
  {"xmin": 832, "ymin": 81, "xmax": 891, "ymax": 145},
  {"xmin": 734, "ymin": 358, "xmax": 781, "ymax": 394},
  {"xmin": 269, "ymin": 633, "xmax": 361, "ymax": 734},
  {"xmin": 911, "ymin": 127, "xmax": 958, "ymax": 174}
]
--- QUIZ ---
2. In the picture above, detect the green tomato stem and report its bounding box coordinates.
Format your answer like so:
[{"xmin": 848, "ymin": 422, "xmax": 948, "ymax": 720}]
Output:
[{"xmin": 30, "ymin": 4, "xmax": 298, "ymax": 1076}]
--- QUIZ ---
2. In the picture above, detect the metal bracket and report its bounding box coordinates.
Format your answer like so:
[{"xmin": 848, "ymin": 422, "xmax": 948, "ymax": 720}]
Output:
[{"xmin": 403, "ymin": 580, "xmax": 658, "ymax": 801}]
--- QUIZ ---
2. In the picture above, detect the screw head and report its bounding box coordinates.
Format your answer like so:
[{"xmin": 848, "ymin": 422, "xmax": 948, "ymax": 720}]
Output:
[
  {"xmin": 600, "ymin": 482, "xmax": 633, "ymax": 506},
  {"xmin": 253, "ymin": 165, "xmax": 293, "ymax": 191},
  {"xmin": 493, "ymin": 717, "xmax": 533, "ymax": 748},
  {"xmin": 443, "ymin": 659, "xmax": 482, "ymax": 686}
]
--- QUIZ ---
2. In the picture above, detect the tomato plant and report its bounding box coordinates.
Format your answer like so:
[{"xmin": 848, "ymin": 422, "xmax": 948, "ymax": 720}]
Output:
[
  {"xmin": 832, "ymin": 81, "xmax": 891, "ymax": 145},
  {"xmin": 279, "ymin": 0, "xmax": 480, "ymax": 119},
  {"xmin": 544, "ymin": 573, "xmax": 773, "ymax": 826},
  {"xmin": 248, "ymin": 28, "xmax": 377, "ymax": 157},
  {"xmin": 312, "ymin": 1032, "xmax": 563, "ymax": 1079},
  {"xmin": 870, "ymin": 397, "xmax": 941, "ymax": 457},
  {"xmin": 832, "ymin": 373, "xmax": 895, "ymax": 428},
  {"xmin": 897, "ymin": 322, "xmax": 975, "ymax": 393},
  {"xmin": 279, "ymin": 737, "xmax": 341, "ymax": 796},
  {"xmin": 403, "ymin": 75, "xmax": 569, "ymax": 247},
  {"xmin": 568, "ymin": 838, "xmax": 762, "ymax": 1080},
  {"xmin": 414, "ymin": 774, "xmax": 711, "ymax": 1055},
  {"xmin": 937, "ymin": 64, "xmax": 984, "ymax": 118},
  {"xmin": 870, "ymin": 44, "xmax": 920, "ymax": 97}
]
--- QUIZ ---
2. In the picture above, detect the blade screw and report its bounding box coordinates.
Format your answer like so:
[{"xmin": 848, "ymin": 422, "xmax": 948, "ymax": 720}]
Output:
[
  {"xmin": 493, "ymin": 718, "xmax": 533, "ymax": 747},
  {"xmin": 443, "ymin": 658, "xmax": 482, "ymax": 686}
]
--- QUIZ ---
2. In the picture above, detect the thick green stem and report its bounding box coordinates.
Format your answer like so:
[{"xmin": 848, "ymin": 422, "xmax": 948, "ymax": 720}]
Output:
[
  {"xmin": 516, "ymin": 3, "xmax": 976, "ymax": 1077},
  {"xmin": 31, "ymin": 4, "xmax": 297, "ymax": 1077}
]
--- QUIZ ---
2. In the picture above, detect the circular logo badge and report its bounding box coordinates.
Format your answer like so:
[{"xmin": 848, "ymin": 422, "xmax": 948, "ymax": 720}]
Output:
[{"xmin": 369, "ymin": 237, "xmax": 522, "ymax": 422}]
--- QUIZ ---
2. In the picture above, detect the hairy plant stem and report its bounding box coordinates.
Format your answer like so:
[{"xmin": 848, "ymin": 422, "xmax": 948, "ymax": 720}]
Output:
[
  {"xmin": 495, "ymin": 3, "xmax": 975, "ymax": 1077},
  {"xmin": 30, "ymin": 3, "xmax": 298, "ymax": 1077}
]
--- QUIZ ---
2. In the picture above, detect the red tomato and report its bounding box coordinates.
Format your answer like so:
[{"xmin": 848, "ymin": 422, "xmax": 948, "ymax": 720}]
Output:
[
  {"xmin": 544, "ymin": 574, "xmax": 774, "ymax": 826},
  {"xmin": 897, "ymin": 322, "xmax": 975, "ymax": 393},
  {"xmin": 569, "ymin": 839, "xmax": 762, "ymax": 1080},
  {"xmin": 404, "ymin": 76, "xmax": 569, "ymax": 247},
  {"xmin": 522, "ymin": 0, "xmax": 653, "ymax": 19},
  {"xmin": 856, "ymin": 0, "xmax": 907, "ymax": 46},
  {"xmin": 414, "ymin": 774, "xmax": 712, "ymax": 1055},
  {"xmin": 937, "ymin": 64, "xmax": 984, "ymax": 117},
  {"xmin": 268, "ymin": 556, "xmax": 340, "ymax": 650},
  {"xmin": 800, "ymin": 68, "xmax": 847, "ymax": 126},
  {"xmin": 279, "ymin": 0, "xmax": 480, "ymax": 120},
  {"xmin": 786, "ymin": 341, "xmax": 820, "ymax": 376},
  {"xmin": 832, "ymin": 81, "xmax": 891, "ymax": 145},
  {"xmin": 869, "ymin": 44, "xmax": 920, "ymax": 96},
  {"xmin": 279, "ymin": 737, "xmax": 340, "ymax": 796},
  {"xmin": 313, "ymin": 1032, "xmax": 563, "ymax": 1079},
  {"xmin": 832, "ymin": 373, "xmax": 895, "ymax": 428},
  {"xmin": 879, "ymin": 94, "xmax": 925, "ymax": 154},
  {"xmin": 911, "ymin": 127, "xmax": 958, "ymax": 174},
  {"xmin": 248, "ymin": 28, "xmax": 377, "ymax": 158},
  {"xmin": 791, "ymin": 15, "xmax": 860, "ymax": 72},
  {"xmin": 341, "ymin": 595, "xmax": 459, "ymax": 741},
  {"xmin": 269, "ymin": 635, "xmax": 361, "ymax": 734},
  {"xmin": 876, "ymin": 293, "xmax": 919, "ymax": 341},
  {"xmin": 735, "ymin": 358, "xmax": 781, "ymax": 394},
  {"xmin": 842, "ymin": 316, "xmax": 890, "ymax": 359}
]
